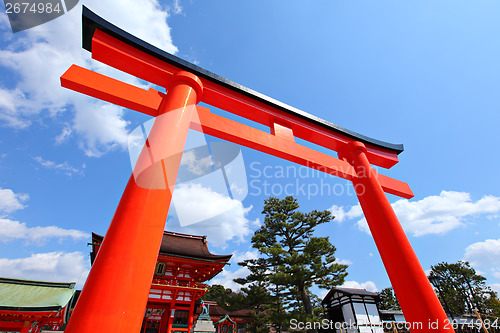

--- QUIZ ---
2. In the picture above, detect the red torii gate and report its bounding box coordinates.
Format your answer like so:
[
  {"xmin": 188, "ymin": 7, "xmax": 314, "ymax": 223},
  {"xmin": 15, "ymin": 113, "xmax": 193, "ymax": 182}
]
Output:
[{"xmin": 61, "ymin": 7, "xmax": 454, "ymax": 333}]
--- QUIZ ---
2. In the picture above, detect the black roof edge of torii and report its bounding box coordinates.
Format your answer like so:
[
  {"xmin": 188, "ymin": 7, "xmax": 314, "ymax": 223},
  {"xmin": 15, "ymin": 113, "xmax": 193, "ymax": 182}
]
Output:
[{"xmin": 81, "ymin": 6, "xmax": 404, "ymax": 155}]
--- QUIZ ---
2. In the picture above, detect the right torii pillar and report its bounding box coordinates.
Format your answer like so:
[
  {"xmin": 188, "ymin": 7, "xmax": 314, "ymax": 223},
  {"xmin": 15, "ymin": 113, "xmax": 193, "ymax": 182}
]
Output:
[{"xmin": 341, "ymin": 141, "xmax": 452, "ymax": 331}]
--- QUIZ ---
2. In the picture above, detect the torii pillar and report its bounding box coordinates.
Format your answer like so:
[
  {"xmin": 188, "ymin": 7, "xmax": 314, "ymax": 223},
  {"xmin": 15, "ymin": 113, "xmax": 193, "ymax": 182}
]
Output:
[
  {"xmin": 61, "ymin": 7, "xmax": 455, "ymax": 333},
  {"xmin": 64, "ymin": 72, "xmax": 202, "ymax": 332}
]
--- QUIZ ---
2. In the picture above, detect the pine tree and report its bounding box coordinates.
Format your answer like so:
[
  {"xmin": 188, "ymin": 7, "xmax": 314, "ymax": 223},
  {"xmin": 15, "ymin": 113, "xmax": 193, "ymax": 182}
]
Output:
[
  {"xmin": 429, "ymin": 261, "xmax": 500, "ymax": 316},
  {"xmin": 378, "ymin": 287, "xmax": 401, "ymax": 311},
  {"xmin": 203, "ymin": 284, "xmax": 273, "ymax": 333},
  {"xmin": 200, "ymin": 284, "xmax": 233, "ymax": 304},
  {"xmin": 236, "ymin": 196, "xmax": 348, "ymax": 330}
]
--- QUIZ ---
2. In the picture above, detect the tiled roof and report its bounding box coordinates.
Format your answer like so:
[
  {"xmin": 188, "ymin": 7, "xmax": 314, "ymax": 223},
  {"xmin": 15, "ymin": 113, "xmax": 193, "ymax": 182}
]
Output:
[
  {"xmin": 0, "ymin": 277, "xmax": 75, "ymax": 311},
  {"xmin": 332, "ymin": 287, "xmax": 379, "ymax": 297},
  {"xmin": 159, "ymin": 231, "xmax": 232, "ymax": 261},
  {"xmin": 322, "ymin": 287, "xmax": 380, "ymax": 304},
  {"xmin": 92, "ymin": 231, "xmax": 231, "ymax": 262}
]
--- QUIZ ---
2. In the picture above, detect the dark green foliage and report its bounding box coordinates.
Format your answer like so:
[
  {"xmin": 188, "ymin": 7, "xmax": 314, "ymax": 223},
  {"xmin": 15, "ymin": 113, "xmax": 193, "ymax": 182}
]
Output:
[
  {"xmin": 203, "ymin": 284, "xmax": 272, "ymax": 333},
  {"xmin": 484, "ymin": 291, "xmax": 500, "ymax": 317},
  {"xmin": 228, "ymin": 284, "xmax": 273, "ymax": 333},
  {"xmin": 429, "ymin": 261, "xmax": 500, "ymax": 317},
  {"xmin": 200, "ymin": 284, "xmax": 233, "ymax": 304},
  {"xmin": 378, "ymin": 287, "xmax": 401, "ymax": 311},
  {"xmin": 235, "ymin": 196, "xmax": 348, "ymax": 331}
]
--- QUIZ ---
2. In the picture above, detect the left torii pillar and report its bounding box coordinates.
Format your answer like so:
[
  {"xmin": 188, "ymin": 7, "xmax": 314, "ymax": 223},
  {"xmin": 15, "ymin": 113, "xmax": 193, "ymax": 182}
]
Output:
[{"xmin": 64, "ymin": 72, "xmax": 203, "ymax": 333}]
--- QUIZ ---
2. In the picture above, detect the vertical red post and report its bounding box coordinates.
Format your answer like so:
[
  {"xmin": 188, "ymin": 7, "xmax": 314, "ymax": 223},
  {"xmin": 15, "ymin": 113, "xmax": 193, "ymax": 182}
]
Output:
[
  {"xmin": 159, "ymin": 306, "xmax": 170, "ymax": 333},
  {"xmin": 65, "ymin": 71, "xmax": 203, "ymax": 333},
  {"xmin": 341, "ymin": 141, "xmax": 454, "ymax": 332},
  {"xmin": 188, "ymin": 302, "xmax": 195, "ymax": 332},
  {"xmin": 166, "ymin": 309, "xmax": 175, "ymax": 333},
  {"xmin": 20, "ymin": 323, "xmax": 29, "ymax": 333}
]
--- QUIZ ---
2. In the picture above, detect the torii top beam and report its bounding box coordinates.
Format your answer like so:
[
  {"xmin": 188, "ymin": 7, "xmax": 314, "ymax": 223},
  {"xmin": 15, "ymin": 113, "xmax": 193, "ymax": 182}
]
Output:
[
  {"xmin": 81, "ymin": 6, "xmax": 403, "ymax": 167},
  {"xmin": 61, "ymin": 7, "xmax": 412, "ymax": 198}
]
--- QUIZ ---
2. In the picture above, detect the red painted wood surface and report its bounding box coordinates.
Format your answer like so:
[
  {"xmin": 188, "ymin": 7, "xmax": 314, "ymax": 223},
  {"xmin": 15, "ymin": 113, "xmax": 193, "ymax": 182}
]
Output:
[{"xmin": 64, "ymin": 72, "xmax": 202, "ymax": 333}]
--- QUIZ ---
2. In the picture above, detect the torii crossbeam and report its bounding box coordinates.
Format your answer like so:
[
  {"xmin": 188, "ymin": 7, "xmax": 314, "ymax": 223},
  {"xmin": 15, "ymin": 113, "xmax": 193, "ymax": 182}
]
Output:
[{"xmin": 61, "ymin": 7, "xmax": 454, "ymax": 333}]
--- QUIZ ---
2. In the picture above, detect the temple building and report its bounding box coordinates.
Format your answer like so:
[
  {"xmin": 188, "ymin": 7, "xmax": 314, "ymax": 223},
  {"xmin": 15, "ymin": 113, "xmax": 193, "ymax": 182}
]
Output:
[
  {"xmin": 91, "ymin": 231, "xmax": 232, "ymax": 333},
  {"xmin": 0, "ymin": 277, "xmax": 77, "ymax": 333}
]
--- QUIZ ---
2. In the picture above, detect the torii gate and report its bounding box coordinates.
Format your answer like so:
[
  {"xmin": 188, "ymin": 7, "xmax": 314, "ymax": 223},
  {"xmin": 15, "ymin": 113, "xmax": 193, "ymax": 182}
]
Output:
[{"xmin": 61, "ymin": 7, "xmax": 454, "ymax": 333}]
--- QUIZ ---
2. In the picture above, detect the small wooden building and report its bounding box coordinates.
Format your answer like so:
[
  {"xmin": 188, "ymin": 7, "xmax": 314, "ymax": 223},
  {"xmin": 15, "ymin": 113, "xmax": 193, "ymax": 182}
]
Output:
[
  {"xmin": 91, "ymin": 231, "xmax": 231, "ymax": 333},
  {"xmin": 322, "ymin": 287, "xmax": 383, "ymax": 333},
  {"xmin": 0, "ymin": 277, "xmax": 76, "ymax": 333},
  {"xmin": 378, "ymin": 309, "xmax": 405, "ymax": 323}
]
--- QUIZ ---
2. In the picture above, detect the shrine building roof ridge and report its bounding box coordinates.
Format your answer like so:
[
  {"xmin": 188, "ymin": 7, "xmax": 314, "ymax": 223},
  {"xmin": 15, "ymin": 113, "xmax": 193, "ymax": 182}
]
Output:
[
  {"xmin": 159, "ymin": 231, "xmax": 232, "ymax": 261},
  {"xmin": 82, "ymin": 6, "xmax": 404, "ymax": 155},
  {"xmin": 92, "ymin": 231, "xmax": 232, "ymax": 262},
  {"xmin": 0, "ymin": 277, "xmax": 76, "ymax": 289}
]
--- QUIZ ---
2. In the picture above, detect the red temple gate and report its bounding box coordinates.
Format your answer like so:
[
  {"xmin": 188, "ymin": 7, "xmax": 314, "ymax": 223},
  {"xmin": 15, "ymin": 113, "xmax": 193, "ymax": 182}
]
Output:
[
  {"xmin": 60, "ymin": 7, "xmax": 455, "ymax": 332},
  {"xmin": 91, "ymin": 232, "xmax": 230, "ymax": 333}
]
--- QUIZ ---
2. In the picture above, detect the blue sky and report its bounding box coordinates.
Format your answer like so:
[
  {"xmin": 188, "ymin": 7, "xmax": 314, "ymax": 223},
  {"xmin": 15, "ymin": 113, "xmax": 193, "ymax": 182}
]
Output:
[{"xmin": 1, "ymin": 0, "xmax": 499, "ymax": 301}]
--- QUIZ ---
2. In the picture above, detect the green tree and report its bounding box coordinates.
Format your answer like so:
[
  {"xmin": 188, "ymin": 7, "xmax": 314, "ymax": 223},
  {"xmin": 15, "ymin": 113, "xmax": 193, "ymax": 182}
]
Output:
[
  {"xmin": 201, "ymin": 284, "xmax": 233, "ymax": 305},
  {"xmin": 429, "ymin": 261, "xmax": 500, "ymax": 316},
  {"xmin": 203, "ymin": 284, "xmax": 272, "ymax": 333},
  {"xmin": 236, "ymin": 196, "xmax": 348, "ymax": 331},
  {"xmin": 226, "ymin": 284, "xmax": 273, "ymax": 333},
  {"xmin": 484, "ymin": 291, "xmax": 500, "ymax": 317},
  {"xmin": 378, "ymin": 287, "xmax": 401, "ymax": 311}
]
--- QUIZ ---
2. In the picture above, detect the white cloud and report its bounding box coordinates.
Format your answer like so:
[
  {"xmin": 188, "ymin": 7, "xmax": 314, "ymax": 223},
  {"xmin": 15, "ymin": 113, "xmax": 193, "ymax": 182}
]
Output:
[
  {"xmin": 491, "ymin": 284, "xmax": 500, "ymax": 294},
  {"xmin": 0, "ymin": 219, "xmax": 89, "ymax": 244},
  {"xmin": 340, "ymin": 191, "xmax": 500, "ymax": 237},
  {"xmin": 329, "ymin": 205, "xmax": 346, "ymax": 222},
  {"xmin": 341, "ymin": 280, "xmax": 378, "ymax": 292},
  {"xmin": 209, "ymin": 266, "xmax": 250, "ymax": 292},
  {"xmin": 329, "ymin": 204, "xmax": 362, "ymax": 223},
  {"xmin": 72, "ymin": 101, "xmax": 131, "ymax": 157},
  {"xmin": 335, "ymin": 258, "xmax": 353, "ymax": 266},
  {"xmin": 34, "ymin": 156, "xmax": 85, "ymax": 176},
  {"xmin": 168, "ymin": 183, "xmax": 255, "ymax": 248},
  {"xmin": 180, "ymin": 150, "xmax": 213, "ymax": 176},
  {"xmin": 54, "ymin": 123, "xmax": 72, "ymax": 145},
  {"xmin": 0, "ymin": 251, "xmax": 89, "ymax": 288},
  {"xmin": 167, "ymin": 0, "xmax": 183, "ymax": 15},
  {"xmin": 464, "ymin": 238, "xmax": 500, "ymax": 267},
  {"xmin": 230, "ymin": 250, "xmax": 259, "ymax": 265},
  {"xmin": 0, "ymin": 88, "xmax": 30, "ymax": 128},
  {"xmin": 0, "ymin": 188, "xmax": 28, "ymax": 215},
  {"xmin": 0, "ymin": 0, "xmax": 178, "ymax": 157}
]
